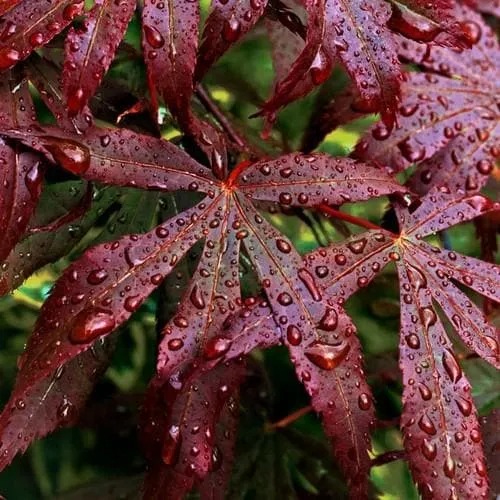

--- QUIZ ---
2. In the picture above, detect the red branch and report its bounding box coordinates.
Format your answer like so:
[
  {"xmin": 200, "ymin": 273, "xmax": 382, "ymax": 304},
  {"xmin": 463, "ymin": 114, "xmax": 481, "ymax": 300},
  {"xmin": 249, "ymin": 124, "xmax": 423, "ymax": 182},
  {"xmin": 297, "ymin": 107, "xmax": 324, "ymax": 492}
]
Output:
[{"xmin": 317, "ymin": 204, "xmax": 399, "ymax": 238}]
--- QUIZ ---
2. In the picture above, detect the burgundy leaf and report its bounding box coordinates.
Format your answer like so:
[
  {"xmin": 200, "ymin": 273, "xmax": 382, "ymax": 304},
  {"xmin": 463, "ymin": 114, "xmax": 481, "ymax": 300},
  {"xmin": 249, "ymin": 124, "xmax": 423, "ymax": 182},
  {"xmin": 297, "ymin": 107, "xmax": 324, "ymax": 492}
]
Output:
[
  {"xmin": 140, "ymin": 362, "xmax": 243, "ymax": 498},
  {"xmin": 235, "ymin": 153, "xmax": 406, "ymax": 206},
  {"xmin": 10, "ymin": 198, "xmax": 217, "ymax": 396},
  {"xmin": 141, "ymin": 0, "xmax": 226, "ymax": 173},
  {"xmin": 474, "ymin": 0, "xmax": 500, "ymax": 16},
  {"xmin": 233, "ymin": 194, "xmax": 375, "ymax": 497},
  {"xmin": 396, "ymin": 263, "xmax": 488, "ymax": 499},
  {"xmin": 257, "ymin": 0, "xmax": 328, "ymax": 123},
  {"xmin": 63, "ymin": 0, "xmax": 136, "ymax": 115},
  {"xmin": 0, "ymin": 0, "xmax": 22, "ymax": 17},
  {"xmin": 0, "ymin": 335, "xmax": 115, "ymax": 470},
  {"xmin": 481, "ymin": 409, "xmax": 500, "ymax": 496},
  {"xmin": 196, "ymin": 0, "xmax": 269, "ymax": 81},
  {"xmin": 0, "ymin": 183, "xmax": 118, "ymax": 297},
  {"xmin": 408, "ymin": 131, "xmax": 498, "ymax": 196},
  {"xmin": 0, "ymin": 125, "xmax": 217, "ymax": 191},
  {"xmin": 387, "ymin": 0, "xmax": 471, "ymax": 47},
  {"xmin": 356, "ymin": 5, "xmax": 499, "ymax": 173},
  {"xmin": 0, "ymin": 69, "xmax": 44, "ymax": 262},
  {"xmin": 0, "ymin": 0, "xmax": 84, "ymax": 72},
  {"xmin": 322, "ymin": 0, "xmax": 401, "ymax": 129},
  {"xmin": 26, "ymin": 54, "xmax": 93, "ymax": 133},
  {"xmin": 304, "ymin": 188, "xmax": 500, "ymax": 497}
]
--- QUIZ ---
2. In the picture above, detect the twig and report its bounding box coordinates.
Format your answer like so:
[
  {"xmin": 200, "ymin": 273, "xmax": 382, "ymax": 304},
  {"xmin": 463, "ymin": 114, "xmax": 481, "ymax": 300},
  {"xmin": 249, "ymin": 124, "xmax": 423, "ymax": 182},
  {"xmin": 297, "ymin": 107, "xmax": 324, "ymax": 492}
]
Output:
[
  {"xmin": 370, "ymin": 450, "xmax": 406, "ymax": 468},
  {"xmin": 196, "ymin": 84, "xmax": 247, "ymax": 150},
  {"xmin": 266, "ymin": 405, "xmax": 314, "ymax": 431},
  {"xmin": 317, "ymin": 204, "xmax": 399, "ymax": 238}
]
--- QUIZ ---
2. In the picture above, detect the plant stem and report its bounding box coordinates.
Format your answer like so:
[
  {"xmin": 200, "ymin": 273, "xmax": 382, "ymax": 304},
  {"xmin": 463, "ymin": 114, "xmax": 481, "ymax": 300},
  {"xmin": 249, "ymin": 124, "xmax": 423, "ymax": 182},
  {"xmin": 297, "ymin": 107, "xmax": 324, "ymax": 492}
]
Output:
[
  {"xmin": 196, "ymin": 84, "xmax": 247, "ymax": 149},
  {"xmin": 317, "ymin": 204, "xmax": 399, "ymax": 238},
  {"xmin": 370, "ymin": 450, "xmax": 407, "ymax": 468},
  {"xmin": 266, "ymin": 405, "xmax": 314, "ymax": 431}
]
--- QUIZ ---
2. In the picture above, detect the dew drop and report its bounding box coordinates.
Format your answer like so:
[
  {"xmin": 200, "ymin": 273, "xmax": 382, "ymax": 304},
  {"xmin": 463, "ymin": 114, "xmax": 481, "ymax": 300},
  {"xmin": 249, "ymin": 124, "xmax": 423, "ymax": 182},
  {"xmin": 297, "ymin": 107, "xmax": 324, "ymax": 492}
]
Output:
[
  {"xmin": 347, "ymin": 238, "xmax": 367, "ymax": 255},
  {"xmin": 421, "ymin": 439, "xmax": 437, "ymax": 461},
  {"xmin": 144, "ymin": 25, "xmax": 165, "ymax": 48},
  {"xmin": 304, "ymin": 340, "xmax": 350, "ymax": 370},
  {"xmin": 87, "ymin": 268, "xmax": 108, "ymax": 285},
  {"xmin": 204, "ymin": 335, "xmax": 232, "ymax": 360},
  {"xmin": 419, "ymin": 306, "xmax": 437, "ymax": 329},
  {"xmin": 286, "ymin": 325, "xmax": 302, "ymax": 346},
  {"xmin": 298, "ymin": 268, "xmax": 322, "ymax": 301},
  {"xmin": 318, "ymin": 307, "xmax": 338, "ymax": 331},
  {"xmin": 69, "ymin": 308, "xmax": 116, "ymax": 344},
  {"xmin": 57, "ymin": 396, "xmax": 75, "ymax": 424},
  {"xmin": 124, "ymin": 295, "xmax": 141, "ymax": 312},
  {"xmin": 455, "ymin": 396, "xmax": 472, "ymax": 416},
  {"xmin": 277, "ymin": 292, "xmax": 293, "ymax": 306},
  {"xmin": 43, "ymin": 136, "xmax": 91, "ymax": 174},
  {"xmin": 189, "ymin": 284, "xmax": 205, "ymax": 309},
  {"xmin": 162, "ymin": 425, "xmax": 181, "ymax": 465},
  {"xmin": 405, "ymin": 334, "xmax": 420, "ymax": 349},
  {"xmin": 442, "ymin": 349, "xmax": 462, "ymax": 383},
  {"xmin": 358, "ymin": 393, "xmax": 371, "ymax": 410},
  {"xmin": 276, "ymin": 239, "xmax": 291, "ymax": 253},
  {"xmin": 418, "ymin": 412, "xmax": 437, "ymax": 435}
]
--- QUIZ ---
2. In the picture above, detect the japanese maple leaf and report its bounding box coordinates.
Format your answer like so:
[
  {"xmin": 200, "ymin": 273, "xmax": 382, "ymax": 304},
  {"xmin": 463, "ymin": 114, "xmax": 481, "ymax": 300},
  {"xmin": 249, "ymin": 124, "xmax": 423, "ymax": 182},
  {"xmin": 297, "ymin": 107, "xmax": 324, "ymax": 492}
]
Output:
[
  {"xmin": 0, "ymin": 68, "xmax": 45, "ymax": 263},
  {"xmin": 259, "ymin": 0, "xmax": 472, "ymax": 130},
  {"xmin": 142, "ymin": 0, "xmax": 228, "ymax": 175},
  {"xmin": 305, "ymin": 188, "xmax": 500, "ymax": 499},
  {"xmin": 0, "ymin": 0, "xmax": 84, "ymax": 71},
  {"xmin": 62, "ymin": 0, "xmax": 136, "ymax": 115},
  {"xmin": 0, "ymin": 124, "xmax": 405, "ymax": 497},
  {"xmin": 354, "ymin": 5, "xmax": 498, "ymax": 183}
]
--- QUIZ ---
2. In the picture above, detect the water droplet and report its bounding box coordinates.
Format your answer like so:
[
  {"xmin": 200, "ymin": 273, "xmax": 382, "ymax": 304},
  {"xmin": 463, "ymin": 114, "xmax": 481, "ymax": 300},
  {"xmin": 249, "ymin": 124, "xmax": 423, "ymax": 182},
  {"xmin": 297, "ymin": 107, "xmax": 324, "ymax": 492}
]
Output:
[
  {"xmin": 298, "ymin": 268, "xmax": 321, "ymax": 301},
  {"xmin": 43, "ymin": 136, "xmax": 91, "ymax": 174},
  {"xmin": 304, "ymin": 340, "xmax": 350, "ymax": 370},
  {"xmin": 190, "ymin": 284, "xmax": 205, "ymax": 309},
  {"xmin": 418, "ymin": 384, "xmax": 432, "ymax": 401},
  {"xmin": 421, "ymin": 439, "xmax": 437, "ymax": 461},
  {"xmin": 87, "ymin": 268, "xmax": 108, "ymax": 285},
  {"xmin": 162, "ymin": 425, "xmax": 181, "ymax": 465},
  {"xmin": 67, "ymin": 88, "xmax": 85, "ymax": 115},
  {"xmin": 347, "ymin": 238, "xmax": 367, "ymax": 254},
  {"xmin": 124, "ymin": 295, "xmax": 141, "ymax": 312},
  {"xmin": 286, "ymin": 325, "xmax": 302, "ymax": 346},
  {"xmin": 24, "ymin": 162, "xmax": 43, "ymax": 198},
  {"xmin": 358, "ymin": 393, "xmax": 371, "ymax": 410},
  {"xmin": 461, "ymin": 21, "xmax": 481, "ymax": 44},
  {"xmin": 318, "ymin": 307, "xmax": 338, "ymax": 331},
  {"xmin": 315, "ymin": 265, "xmax": 328, "ymax": 278},
  {"xmin": 443, "ymin": 457, "xmax": 455, "ymax": 478},
  {"xmin": 15, "ymin": 399, "xmax": 26, "ymax": 410},
  {"xmin": 442, "ymin": 349, "xmax": 462, "ymax": 383},
  {"xmin": 69, "ymin": 308, "xmax": 116, "ymax": 344},
  {"xmin": 276, "ymin": 239, "xmax": 291, "ymax": 253},
  {"xmin": 407, "ymin": 264, "xmax": 427, "ymax": 290},
  {"xmin": 405, "ymin": 334, "xmax": 420, "ymax": 349},
  {"xmin": 222, "ymin": 18, "xmax": 241, "ymax": 42},
  {"xmin": 277, "ymin": 292, "xmax": 293, "ymax": 306},
  {"xmin": 204, "ymin": 336, "xmax": 232, "ymax": 360},
  {"xmin": 455, "ymin": 396, "xmax": 472, "ymax": 416},
  {"xmin": 0, "ymin": 48, "xmax": 20, "ymax": 71},
  {"xmin": 419, "ymin": 307, "xmax": 436, "ymax": 329},
  {"xmin": 418, "ymin": 412, "xmax": 436, "ymax": 435},
  {"xmin": 57, "ymin": 396, "xmax": 75, "ymax": 424},
  {"xmin": 168, "ymin": 338, "xmax": 183, "ymax": 351},
  {"xmin": 476, "ymin": 159, "xmax": 493, "ymax": 175},
  {"xmin": 144, "ymin": 25, "xmax": 165, "ymax": 48}
]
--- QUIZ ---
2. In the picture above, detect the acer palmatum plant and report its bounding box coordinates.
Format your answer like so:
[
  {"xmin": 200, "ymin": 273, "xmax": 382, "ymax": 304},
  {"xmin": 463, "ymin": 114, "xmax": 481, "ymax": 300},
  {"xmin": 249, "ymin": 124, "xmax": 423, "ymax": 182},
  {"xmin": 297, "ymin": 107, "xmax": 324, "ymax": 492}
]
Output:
[{"xmin": 0, "ymin": 0, "xmax": 498, "ymax": 498}]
